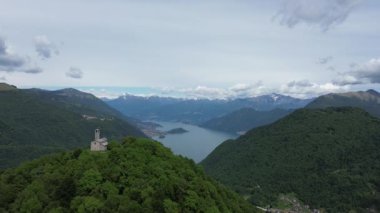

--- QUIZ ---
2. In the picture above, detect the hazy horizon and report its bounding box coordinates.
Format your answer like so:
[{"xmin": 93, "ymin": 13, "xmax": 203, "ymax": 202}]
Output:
[{"xmin": 6, "ymin": 84, "xmax": 376, "ymax": 100}]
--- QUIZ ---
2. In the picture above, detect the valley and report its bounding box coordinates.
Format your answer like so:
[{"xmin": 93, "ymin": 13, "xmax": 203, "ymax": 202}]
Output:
[
  {"xmin": 1, "ymin": 83, "xmax": 380, "ymax": 212},
  {"xmin": 2, "ymin": 82, "xmax": 380, "ymax": 212}
]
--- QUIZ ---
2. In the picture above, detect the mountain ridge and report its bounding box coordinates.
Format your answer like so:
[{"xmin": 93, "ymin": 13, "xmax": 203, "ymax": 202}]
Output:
[
  {"xmin": 306, "ymin": 89, "xmax": 380, "ymax": 118},
  {"xmin": 106, "ymin": 93, "xmax": 312, "ymax": 124},
  {"xmin": 0, "ymin": 83, "xmax": 17, "ymax": 91},
  {"xmin": 201, "ymin": 108, "xmax": 293, "ymax": 133}
]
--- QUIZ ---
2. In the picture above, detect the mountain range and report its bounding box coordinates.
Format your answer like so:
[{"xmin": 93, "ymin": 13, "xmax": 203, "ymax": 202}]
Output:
[
  {"xmin": 0, "ymin": 84, "xmax": 145, "ymax": 168},
  {"xmin": 200, "ymin": 89, "xmax": 380, "ymax": 134},
  {"xmin": 106, "ymin": 93, "xmax": 313, "ymax": 124}
]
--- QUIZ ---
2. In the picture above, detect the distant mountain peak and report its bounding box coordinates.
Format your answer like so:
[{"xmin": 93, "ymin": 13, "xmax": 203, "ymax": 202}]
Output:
[
  {"xmin": 367, "ymin": 89, "xmax": 380, "ymax": 97},
  {"xmin": 54, "ymin": 88, "xmax": 95, "ymax": 99},
  {"xmin": 121, "ymin": 93, "xmax": 133, "ymax": 98},
  {"xmin": 270, "ymin": 93, "xmax": 281, "ymax": 101},
  {"xmin": 307, "ymin": 89, "xmax": 380, "ymax": 118},
  {"xmin": 0, "ymin": 83, "xmax": 17, "ymax": 91},
  {"xmin": 57, "ymin": 88, "xmax": 82, "ymax": 94}
]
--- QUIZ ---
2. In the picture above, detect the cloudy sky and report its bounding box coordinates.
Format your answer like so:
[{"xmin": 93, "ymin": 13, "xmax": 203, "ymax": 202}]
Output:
[{"xmin": 0, "ymin": 0, "xmax": 379, "ymax": 99}]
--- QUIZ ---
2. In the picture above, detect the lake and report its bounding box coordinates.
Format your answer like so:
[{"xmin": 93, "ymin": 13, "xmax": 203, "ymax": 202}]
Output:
[{"xmin": 152, "ymin": 121, "xmax": 238, "ymax": 163}]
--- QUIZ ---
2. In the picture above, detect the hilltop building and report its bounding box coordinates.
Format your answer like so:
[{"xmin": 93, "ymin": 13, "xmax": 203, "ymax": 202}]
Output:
[{"xmin": 90, "ymin": 129, "xmax": 108, "ymax": 151}]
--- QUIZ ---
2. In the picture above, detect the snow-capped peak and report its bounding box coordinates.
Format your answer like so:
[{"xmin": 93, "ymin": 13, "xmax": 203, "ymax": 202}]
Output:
[{"xmin": 271, "ymin": 94, "xmax": 280, "ymax": 101}]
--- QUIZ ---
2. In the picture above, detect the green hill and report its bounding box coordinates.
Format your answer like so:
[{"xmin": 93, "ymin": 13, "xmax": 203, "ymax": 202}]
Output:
[
  {"xmin": 0, "ymin": 83, "xmax": 17, "ymax": 91},
  {"xmin": 24, "ymin": 88, "xmax": 128, "ymax": 119},
  {"xmin": 0, "ymin": 137, "xmax": 256, "ymax": 212},
  {"xmin": 201, "ymin": 107, "xmax": 380, "ymax": 212},
  {"xmin": 201, "ymin": 108, "xmax": 292, "ymax": 133},
  {"xmin": 307, "ymin": 89, "xmax": 380, "ymax": 118},
  {"xmin": 0, "ymin": 86, "xmax": 145, "ymax": 169}
]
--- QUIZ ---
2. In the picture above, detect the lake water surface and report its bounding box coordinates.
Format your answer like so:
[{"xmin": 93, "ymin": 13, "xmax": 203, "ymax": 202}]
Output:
[{"xmin": 152, "ymin": 121, "xmax": 238, "ymax": 163}]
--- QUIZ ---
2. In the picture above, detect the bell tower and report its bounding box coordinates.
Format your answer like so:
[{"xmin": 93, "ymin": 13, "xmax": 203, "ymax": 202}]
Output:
[{"xmin": 95, "ymin": 129, "xmax": 100, "ymax": 141}]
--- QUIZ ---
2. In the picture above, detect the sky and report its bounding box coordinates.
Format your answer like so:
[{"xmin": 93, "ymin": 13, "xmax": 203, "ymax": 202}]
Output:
[{"xmin": 0, "ymin": 0, "xmax": 379, "ymax": 99}]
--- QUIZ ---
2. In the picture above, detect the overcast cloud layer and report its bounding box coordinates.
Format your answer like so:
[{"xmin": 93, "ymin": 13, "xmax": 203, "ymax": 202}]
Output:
[{"xmin": 0, "ymin": 0, "xmax": 379, "ymax": 99}]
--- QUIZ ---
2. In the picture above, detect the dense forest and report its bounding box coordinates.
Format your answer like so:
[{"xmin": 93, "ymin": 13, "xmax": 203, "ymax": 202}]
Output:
[
  {"xmin": 0, "ymin": 87, "xmax": 145, "ymax": 169},
  {"xmin": 201, "ymin": 107, "xmax": 380, "ymax": 212},
  {"xmin": 0, "ymin": 137, "xmax": 256, "ymax": 212}
]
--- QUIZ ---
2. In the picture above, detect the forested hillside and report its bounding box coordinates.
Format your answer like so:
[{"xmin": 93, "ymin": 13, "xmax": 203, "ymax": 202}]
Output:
[
  {"xmin": 202, "ymin": 107, "xmax": 380, "ymax": 212},
  {"xmin": 0, "ymin": 87, "xmax": 145, "ymax": 168},
  {"xmin": 0, "ymin": 137, "xmax": 256, "ymax": 212}
]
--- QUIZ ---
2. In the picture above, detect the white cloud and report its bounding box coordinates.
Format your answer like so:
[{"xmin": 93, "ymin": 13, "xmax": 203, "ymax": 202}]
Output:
[
  {"xmin": 275, "ymin": 0, "xmax": 363, "ymax": 31},
  {"xmin": 34, "ymin": 35, "xmax": 59, "ymax": 59},
  {"xmin": 143, "ymin": 81, "xmax": 350, "ymax": 99},
  {"xmin": 228, "ymin": 82, "xmax": 268, "ymax": 98},
  {"xmin": 229, "ymin": 83, "xmax": 253, "ymax": 92},
  {"xmin": 0, "ymin": 36, "xmax": 42, "ymax": 74},
  {"xmin": 281, "ymin": 80, "xmax": 346, "ymax": 98},
  {"xmin": 80, "ymin": 88, "xmax": 121, "ymax": 99},
  {"xmin": 335, "ymin": 58, "xmax": 380, "ymax": 85},
  {"xmin": 66, "ymin": 67, "xmax": 83, "ymax": 79},
  {"xmin": 0, "ymin": 76, "xmax": 6, "ymax": 81},
  {"xmin": 24, "ymin": 67, "xmax": 43, "ymax": 74},
  {"xmin": 166, "ymin": 82, "xmax": 269, "ymax": 99},
  {"xmin": 317, "ymin": 56, "xmax": 333, "ymax": 65},
  {"xmin": 178, "ymin": 86, "xmax": 229, "ymax": 99}
]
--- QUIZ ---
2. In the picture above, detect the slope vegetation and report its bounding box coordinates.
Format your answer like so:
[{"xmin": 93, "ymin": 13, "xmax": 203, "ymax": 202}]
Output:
[
  {"xmin": 0, "ymin": 87, "xmax": 145, "ymax": 168},
  {"xmin": 0, "ymin": 138, "xmax": 256, "ymax": 212},
  {"xmin": 201, "ymin": 107, "xmax": 380, "ymax": 212},
  {"xmin": 201, "ymin": 108, "xmax": 292, "ymax": 133}
]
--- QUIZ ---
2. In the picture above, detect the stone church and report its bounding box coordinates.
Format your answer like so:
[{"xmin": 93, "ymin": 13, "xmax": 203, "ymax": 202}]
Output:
[{"xmin": 90, "ymin": 129, "xmax": 108, "ymax": 151}]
